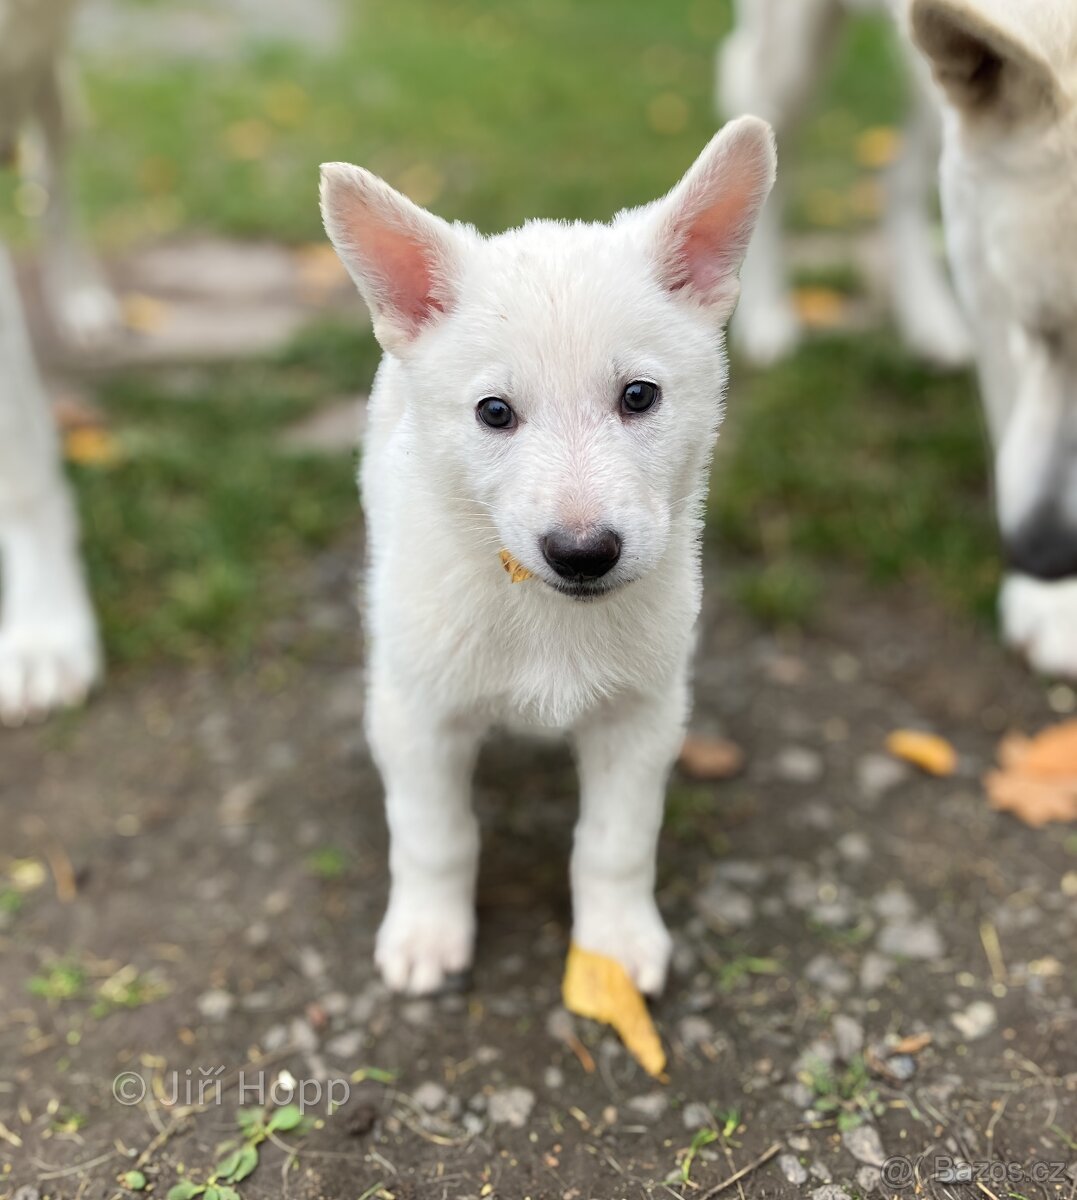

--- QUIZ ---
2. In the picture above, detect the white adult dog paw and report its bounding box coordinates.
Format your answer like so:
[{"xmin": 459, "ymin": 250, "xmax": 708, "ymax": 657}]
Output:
[
  {"xmin": 375, "ymin": 891, "xmax": 476, "ymax": 995},
  {"xmin": 0, "ymin": 619, "xmax": 101, "ymax": 725},
  {"xmin": 52, "ymin": 282, "xmax": 124, "ymax": 350},
  {"xmin": 732, "ymin": 300, "xmax": 801, "ymax": 368},
  {"xmin": 1000, "ymin": 574, "xmax": 1077, "ymax": 678},
  {"xmin": 573, "ymin": 896, "xmax": 673, "ymax": 996}
]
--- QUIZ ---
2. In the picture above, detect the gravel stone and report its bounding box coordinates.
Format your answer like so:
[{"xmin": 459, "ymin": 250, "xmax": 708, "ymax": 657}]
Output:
[
  {"xmin": 775, "ymin": 745, "xmax": 824, "ymax": 783},
  {"xmin": 682, "ymin": 1101, "xmax": 712, "ymax": 1131},
  {"xmin": 412, "ymin": 1081, "xmax": 448, "ymax": 1112},
  {"xmin": 325, "ymin": 1030, "xmax": 363, "ymax": 1059},
  {"xmin": 860, "ymin": 951, "xmax": 896, "ymax": 992},
  {"xmin": 950, "ymin": 1000, "xmax": 997, "ymax": 1041},
  {"xmin": 197, "ymin": 989, "xmax": 234, "ymax": 1021},
  {"xmin": 695, "ymin": 880, "xmax": 754, "ymax": 929},
  {"xmin": 872, "ymin": 888, "xmax": 917, "ymax": 921},
  {"xmin": 832, "ymin": 1014, "xmax": 865, "ymax": 1062},
  {"xmin": 487, "ymin": 1086, "xmax": 535, "ymax": 1128},
  {"xmin": 877, "ymin": 918, "xmax": 944, "ymax": 960},
  {"xmin": 837, "ymin": 832, "xmax": 871, "ymax": 863},
  {"xmin": 712, "ymin": 859, "xmax": 767, "ymax": 887},
  {"xmin": 811, "ymin": 1186, "xmax": 851, "ymax": 1200},
  {"xmin": 678, "ymin": 1015, "xmax": 715, "ymax": 1048},
  {"xmin": 856, "ymin": 1165, "xmax": 882, "ymax": 1193},
  {"xmin": 857, "ymin": 754, "xmax": 909, "ymax": 801},
  {"xmin": 843, "ymin": 1123, "xmax": 885, "ymax": 1167},
  {"xmin": 543, "ymin": 1066, "xmax": 564, "ymax": 1090},
  {"xmin": 779, "ymin": 1154, "xmax": 808, "ymax": 1184},
  {"xmin": 627, "ymin": 1092, "xmax": 669, "ymax": 1122},
  {"xmin": 804, "ymin": 953, "xmax": 854, "ymax": 995},
  {"xmin": 298, "ymin": 946, "xmax": 327, "ymax": 980}
]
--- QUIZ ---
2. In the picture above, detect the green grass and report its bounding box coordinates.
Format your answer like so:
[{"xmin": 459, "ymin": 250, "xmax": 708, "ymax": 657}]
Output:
[
  {"xmin": 2, "ymin": 0, "xmax": 999, "ymax": 665},
  {"xmin": 73, "ymin": 323, "xmax": 374, "ymax": 665}
]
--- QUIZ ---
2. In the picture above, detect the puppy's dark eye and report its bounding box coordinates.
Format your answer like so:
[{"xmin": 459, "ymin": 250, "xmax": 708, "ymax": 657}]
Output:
[
  {"xmin": 621, "ymin": 380, "xmax": 660, "ymax": 415},
  {"xmin": 476, "ymin": 397, "xmax": 516, "ymax": 430}
]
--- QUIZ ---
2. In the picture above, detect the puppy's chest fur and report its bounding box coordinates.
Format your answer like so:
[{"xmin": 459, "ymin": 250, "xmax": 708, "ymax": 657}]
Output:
[{"xmin": 365, "ymin": 525, "xmax": 699, "ymax": 728}]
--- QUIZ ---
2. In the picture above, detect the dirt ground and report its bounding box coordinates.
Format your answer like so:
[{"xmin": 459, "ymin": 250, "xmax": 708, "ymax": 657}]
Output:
[{"xmin": 2, "ymin": 545, "xmax": 1075, "ymax": 1200}]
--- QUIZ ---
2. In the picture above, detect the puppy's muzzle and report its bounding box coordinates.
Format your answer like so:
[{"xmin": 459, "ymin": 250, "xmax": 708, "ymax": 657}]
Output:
[{"xmin": 540, "ymin": 528, "xmax": 622, "ymax": 582}]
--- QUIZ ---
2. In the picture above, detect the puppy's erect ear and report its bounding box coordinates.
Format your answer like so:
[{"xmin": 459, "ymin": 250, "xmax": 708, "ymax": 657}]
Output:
[
  {"xmin": 910, "ymin": 0, "xmax": 1063, "ymax": 126},
  {"xmin": 320, "ymin": 163, "xmax": 464, "ymax": 352},
  {"xmin": 648, "ymin": 116, "xmax": 776, "ymax": 321}
]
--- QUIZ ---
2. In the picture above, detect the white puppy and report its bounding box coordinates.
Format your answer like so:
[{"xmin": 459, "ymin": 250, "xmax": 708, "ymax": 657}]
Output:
[
  {"xmin": 907, "ymin": 0, "xmax": 1077, "ymax": 675},
  {"xmin": 0, "ymin": 0, "xmax": 107, "ymax": 721},
  {"xmin": 321, "ymin": 117, "xmax": 776, "ymax": 995},
  {"xmin": 719, "ymin": 0, "xmax": 972, "ymax": 368}
]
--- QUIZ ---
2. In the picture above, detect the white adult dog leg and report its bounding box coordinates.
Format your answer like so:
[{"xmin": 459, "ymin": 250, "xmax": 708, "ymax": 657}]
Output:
[
  {"xmin": 0, "ymin": 248, "xmax": 100, "ymax": 723},
  {"xmin": 368, "ymin": 672, "xmax": 487, "ymax": 994},
  {"xmin": 33, "ymin": 66, "xmax": 121, "ymax": 348},
  {"xmin": 718, "ymin": 0, "xmax": 841, "ymax": 366},
  {"xmin": 570, "ymin": 678, "xmax": 689, "ymax": 996},
  {"xmin": 884, "ymin": 53, "xmax": 971, "ymax": 367},
  {"xmin": 1000, "ymin": 574, "xmax": 1077, "ymax": 679}
]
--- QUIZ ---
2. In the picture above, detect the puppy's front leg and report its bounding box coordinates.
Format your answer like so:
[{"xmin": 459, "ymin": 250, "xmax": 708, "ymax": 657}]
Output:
[
  {"xmin": 368, "ymin": 673, "xmax": 486, "ymax": 994},
  {"xmin": 571, "ymin": 678, "xmax": 688, "ymax": 996}
]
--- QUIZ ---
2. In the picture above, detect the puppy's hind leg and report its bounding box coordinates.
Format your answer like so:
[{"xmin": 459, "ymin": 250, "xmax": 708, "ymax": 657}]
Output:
[
  {"xmin": 718, "ymin": 0, "xmax": 842, "ymax": 366},
  {"xmin": 884, "ymin": 51, "xmax": 971, "ymax": 368},
  {"xmin": 33, "ymin": 64, "xmax": 121, "ymax": 349},
  {"xmin": 0, "ymin": 248, "xmax": 101, "ymax": 724},
  {"xmin": 368, "ymin": 671, "xmax": 487, "ymax": 994},
  {"xmin": 570, "ymin": 676, "xmax": 689, "ymax": 996}
]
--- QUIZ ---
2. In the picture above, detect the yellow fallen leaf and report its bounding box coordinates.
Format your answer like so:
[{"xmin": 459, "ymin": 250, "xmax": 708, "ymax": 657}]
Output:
[
  {"xmin": 122, "ymin": 292, "xmax": 170, "ymax": 334},
  {"xmin": 678, "ymin": 733, "xmax": 744, "ymax": 781},
  {"xmin": 984, "ymin": 720, "xmax": 1077, "ymax": 827},
  {"xmin": 562, "ymin": 942, "xmax": 666, "ymax": 1079},
  {"xmin": 885, "ymin": 729, "xmax": 957, "ymax": 777},
  {"xmin": 792, "ymin": 286, "xmax": 847, "ymax": 329},
  {"xmin": 855, "ymin": 125, "xmax": 901, "ymax": 169},
  {"xmin": 64, "ymin": 427, "xmax": 121, "ymax": 467},
  {"xmin": 499, "ymin": 549, "xmax": 533, "ymax": 584}
]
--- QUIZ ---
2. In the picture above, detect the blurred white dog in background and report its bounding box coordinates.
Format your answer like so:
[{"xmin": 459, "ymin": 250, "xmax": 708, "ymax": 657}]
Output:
[
  {"xmin": 722, "ymin": 0, "xmax": 1077, "ymax": 677},
  {"xmin": 0, "ymin": 0, "xmax": 117, "ymax": 723}
]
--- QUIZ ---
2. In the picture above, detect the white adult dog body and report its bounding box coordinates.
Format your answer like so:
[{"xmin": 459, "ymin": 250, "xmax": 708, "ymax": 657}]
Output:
[
  {"xmin": 907, "ymin": 0, "xmax": 1077, "ymax": 675},
  {"xmin": 0, "ymin": 0, "xmax": 110, "ymax": 722},
  {"xmin": 724, "ymin": 0, "xmax": 1077, "ymax": 676},
  {"xmin": 321, "ymin": 118, "xmax": 776, "ymax": 994}
]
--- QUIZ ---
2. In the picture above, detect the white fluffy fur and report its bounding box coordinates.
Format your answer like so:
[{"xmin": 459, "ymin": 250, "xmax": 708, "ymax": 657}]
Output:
[
  {"xmin": 0, "ymin": 0, "xmax": 105, "ymax": 723},
  {"xmin": 908, "ymin": 0, "xmax": 1077, "ymax": 673},
  {"xmin": 718, "ymin": 0, "xmax": 972, "ymax": 367},
  {"xmin": 321, "ymin": 118, "xmax": 776, "ymax": 994}
]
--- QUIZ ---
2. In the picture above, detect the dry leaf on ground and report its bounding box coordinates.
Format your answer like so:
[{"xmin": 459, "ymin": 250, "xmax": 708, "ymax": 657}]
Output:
[
  {"xmin": 678, "ymin": 733, "xmax": 745, "ymax": 781},
  {"xmin": 562, "ymin": 943, "xmax": 666, "ymax": 1079},
  {"xmin": 499, "ymin": 549, "xmax": 533, "ymax": 583},
  {"xmin": 885, "ymin": 729, "xmax": 957, "ymax": 777},
  {"xmin": 64, "ymin": 427, "xmax": 121, "ymax": 467},
  {"xmin": 985, "ymin": 720, "xmax": 1077, "ymax": 827},
  {"xmin": 792, "ymin": 286, "xmax": 847, "ymax": 329}
]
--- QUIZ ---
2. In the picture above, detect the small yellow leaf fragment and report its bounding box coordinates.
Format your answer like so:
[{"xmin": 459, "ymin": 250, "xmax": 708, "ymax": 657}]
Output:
[
  {"xmin": 855, "ymin": 125, "xmax": 901, "ymax": 169},
  {"xmin": 983, "ymin": 719, "xmax": 1077, "ymax": 827},
  {"xmin": 499, "ymin": 549, "xmax": 533, "ymax": 584},
  {"xmin": 885, "ymin": 730, "xmax": 957, "ymax": 777},
  {"xmin": 792, "ymin": 286, "xmax": 848, "ymax": 329},
  {"xmin": 122, "ymin": 292, "xmax": 170, "ymax": 334},
  {"xmin": 562, "ymin": 942, "xmax": 666, "ymax": 1079},
  {"xmin": 678, "ymin": 733, "xmax": 745, "ymax": 781},
  {"xmin": 64, "ymin": 427, "xmax": 121, "ymax": 467}
]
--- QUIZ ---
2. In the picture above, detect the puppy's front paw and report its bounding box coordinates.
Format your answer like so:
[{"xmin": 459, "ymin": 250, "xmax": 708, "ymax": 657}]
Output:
[
  {"xmin": 0, "ymin": 620, "xmax": 101, "ymax": 725},
  {"xmin": 1000, "ymin": 574, "xmax": 1077, "ymax": 678},
  {"xmin": 375, "ymin": 892, "xmax": 476, "ymax": 995},
  {"xmin": 573, "ymin": 897, "xmax": 672, "ymax": 996}
]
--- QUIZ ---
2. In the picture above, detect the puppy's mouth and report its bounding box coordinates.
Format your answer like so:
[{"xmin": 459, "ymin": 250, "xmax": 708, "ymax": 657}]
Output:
[{"xmin": 547, "ymin": 577, "xmax": 627, "ymax": 602}]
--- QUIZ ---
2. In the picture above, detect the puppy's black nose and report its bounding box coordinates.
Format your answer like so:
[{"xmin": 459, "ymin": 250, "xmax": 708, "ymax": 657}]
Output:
[
  {"xmin": 541, "ymin": 528, "xmax": 622, "ymax": 581},
  {"xmin": 1006, "ymin": 514, "xmax": 1077, "ymax": 581}
]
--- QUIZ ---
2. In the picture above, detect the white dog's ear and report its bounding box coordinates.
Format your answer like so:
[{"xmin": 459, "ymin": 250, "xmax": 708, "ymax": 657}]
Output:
[
  {"xmin": 647, "ymin": 116, "xmax": 776, "ymax": 321},
  {"xmin": 910, "ymin": 0, "xmax": 1063, "ymax": 125},
  {"xmin": 320, "ymin": 163, "xmax": 463, "ymax": 352}
]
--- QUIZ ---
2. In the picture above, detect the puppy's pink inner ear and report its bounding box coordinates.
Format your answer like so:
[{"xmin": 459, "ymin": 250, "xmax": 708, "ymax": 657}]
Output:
[
  {"xmin": 358, "ymin": 214, "xmax": 445, "ymax": 332},
  {"xmin": 670, "ymin": 186, "xmax": 756, "ymax": 297}
]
